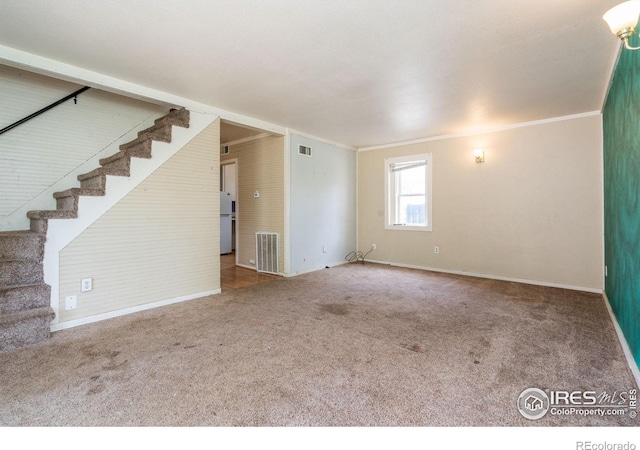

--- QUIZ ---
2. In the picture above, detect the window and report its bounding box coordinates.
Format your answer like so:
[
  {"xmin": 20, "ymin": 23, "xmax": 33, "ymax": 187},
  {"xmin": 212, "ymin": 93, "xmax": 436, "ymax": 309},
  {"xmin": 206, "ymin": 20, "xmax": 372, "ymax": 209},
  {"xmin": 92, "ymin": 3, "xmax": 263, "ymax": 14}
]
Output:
[{"xmin": 385, "ymin": 153, "xmax": 432, "ymax": 231}]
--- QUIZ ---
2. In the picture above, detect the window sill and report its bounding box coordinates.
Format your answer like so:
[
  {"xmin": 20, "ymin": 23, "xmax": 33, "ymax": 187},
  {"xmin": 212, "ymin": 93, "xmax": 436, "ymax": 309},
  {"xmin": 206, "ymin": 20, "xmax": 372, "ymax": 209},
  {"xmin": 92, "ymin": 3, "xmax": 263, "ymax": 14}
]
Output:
[{"xmin": 385, "ymin": 224, "xmax": 432, "ymax": 232}]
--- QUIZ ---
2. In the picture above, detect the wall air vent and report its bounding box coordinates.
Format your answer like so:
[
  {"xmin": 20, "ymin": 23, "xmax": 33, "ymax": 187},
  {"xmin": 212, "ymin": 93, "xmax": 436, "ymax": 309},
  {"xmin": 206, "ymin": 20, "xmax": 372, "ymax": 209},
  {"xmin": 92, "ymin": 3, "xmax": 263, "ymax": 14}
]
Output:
[
  {"xmin": 298, "ymin": 144, "xmax": 312, "ymax": 157},
  {"xmin": 256, "ymin": 232, "xmax": 279, "ymax": 274},
  {"xmin": 221, "ymin": 145, "xmax": 229, "ymax": 155}
]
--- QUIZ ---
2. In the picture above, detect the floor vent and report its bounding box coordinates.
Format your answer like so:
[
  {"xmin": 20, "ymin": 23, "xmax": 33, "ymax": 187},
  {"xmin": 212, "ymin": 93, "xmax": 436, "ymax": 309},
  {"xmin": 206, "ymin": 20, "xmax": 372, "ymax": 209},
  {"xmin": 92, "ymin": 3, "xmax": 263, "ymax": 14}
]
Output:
[{"xmin": 256, "ymin": 232, "xmax": 279, "ymax": 274}]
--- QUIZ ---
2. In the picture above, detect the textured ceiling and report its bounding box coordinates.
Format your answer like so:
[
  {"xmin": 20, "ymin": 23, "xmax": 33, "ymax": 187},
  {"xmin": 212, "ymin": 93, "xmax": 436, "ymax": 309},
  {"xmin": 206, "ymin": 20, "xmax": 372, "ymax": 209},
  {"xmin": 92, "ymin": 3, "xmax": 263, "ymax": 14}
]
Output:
[{"xmin": 0, "ymin": 0, "xmax": 623, "ymax": 148}]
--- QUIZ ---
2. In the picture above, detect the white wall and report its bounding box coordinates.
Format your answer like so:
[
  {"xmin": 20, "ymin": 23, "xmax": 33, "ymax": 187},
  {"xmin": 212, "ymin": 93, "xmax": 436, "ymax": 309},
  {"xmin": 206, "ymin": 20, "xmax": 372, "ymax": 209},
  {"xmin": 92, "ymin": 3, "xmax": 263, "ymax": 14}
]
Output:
[
  {"xmin": 358, "ymin": 115, "xmax": 604, "ymax": 291},
  {"xmin": 0, "ymin": 64, "xmax": 166, "ymax": 230},
  {"xmin": 289, "ymin": 133, "xmax": 357, "ymax": 274}
]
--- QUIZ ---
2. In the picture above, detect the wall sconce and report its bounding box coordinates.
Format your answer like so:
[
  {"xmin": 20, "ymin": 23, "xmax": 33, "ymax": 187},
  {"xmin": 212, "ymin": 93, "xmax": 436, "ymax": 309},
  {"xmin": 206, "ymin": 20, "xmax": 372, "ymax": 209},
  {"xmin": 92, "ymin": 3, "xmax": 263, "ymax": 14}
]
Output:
[
  {"xmin": 474, "ymin": 149, "xmax": 485, "ymax": 163},
  {"xmin": 603, "ymin": 1, "xmax": 640, "ymax": 50}
]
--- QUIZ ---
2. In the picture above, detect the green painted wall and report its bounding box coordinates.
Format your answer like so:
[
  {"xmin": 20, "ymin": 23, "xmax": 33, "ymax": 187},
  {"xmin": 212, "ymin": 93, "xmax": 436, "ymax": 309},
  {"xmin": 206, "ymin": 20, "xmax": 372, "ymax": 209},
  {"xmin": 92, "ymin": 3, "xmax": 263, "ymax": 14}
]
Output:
[{"xmin": 603, "ymin": 43, "xmax": 640, "ymax": 367}]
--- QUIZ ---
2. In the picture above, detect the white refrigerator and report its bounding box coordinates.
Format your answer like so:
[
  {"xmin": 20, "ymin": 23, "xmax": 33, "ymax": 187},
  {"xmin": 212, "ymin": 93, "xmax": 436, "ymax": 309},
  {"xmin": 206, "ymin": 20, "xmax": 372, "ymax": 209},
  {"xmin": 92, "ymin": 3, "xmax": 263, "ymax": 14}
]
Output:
[{"xmin": 220, "ymin": 191, "xmax": 233, "ymax": 254}]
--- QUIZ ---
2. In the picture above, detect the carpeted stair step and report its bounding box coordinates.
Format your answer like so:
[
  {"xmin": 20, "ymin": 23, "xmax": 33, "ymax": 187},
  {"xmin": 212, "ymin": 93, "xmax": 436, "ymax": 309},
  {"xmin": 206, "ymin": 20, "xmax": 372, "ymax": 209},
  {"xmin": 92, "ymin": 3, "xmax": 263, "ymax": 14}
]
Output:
[
  {"xmin": 0, "ymin": 231, "xmax": 45, "ymax": 261},
  {"xmin": 53, "ymin": 187, "xmax": 105, "ymax": 211},
  {"xmin": 75, "ymin": 166, "xmax": 130, "ymax": 190},
  {"xmin": 99, "ymin": 139, "xmax": 152, "ymax": 167},
  {"xmin": 0, "ymin": 306, "xmax": 55, "ymax": 352},
  {"xmin": 83, "ymin": 108, "xmax": 190, "ymax": 185},
  {"xmin": 27, "ymin": 209, "xmax": 76, "ymax": 235},
  {"xmin": 79, "ymin": 164, "xmax": 130, "ymax": 181},
  {"xmin": 78, "ymin": 171, "xmax": 106, "ymax": 190},
  {"xmin": 164, "ymin": 108, "xmax": 190, "ymax": 128},
  {"xmin": 159, "ymin": 107, "xmax": 190, "ymax": 128},
  {"xmin": 26, "ymin": 188, "xmax": 103, "ymax": 225},
  {"xmin": 28, "ymin": 179, "xmax": 113, "ymax": 223},
  {"xmin": 0, "ymin": 283, "xmax": 51, "ymax": 315},
  {"xmin": 120, "ymin": 128, "xmax": 170, "ymax": 153},
  {"xmin": 0, "ymin": 259, "xmax": 44, "ymax": 286},
  {"xmin": 27, "ymin": 210, "xmax": 77, "ymax": 220},
  {"xmin": 144, "ymin": 107, "xmax": 189, "ymax": 133},
  {"xmin": 136, "ymin": 123, "xmax": 173, "ymax": 141},
  {"xmin": 119, "ymin": 108, "xmax": 189, "ymax": 152},
  {"xmin": 99, "ymin": 153, "xmax": 131, "ymax": 172},
  {"xmin": 29, "ymin": 219, "xmax": 48, "ymax": 234}
]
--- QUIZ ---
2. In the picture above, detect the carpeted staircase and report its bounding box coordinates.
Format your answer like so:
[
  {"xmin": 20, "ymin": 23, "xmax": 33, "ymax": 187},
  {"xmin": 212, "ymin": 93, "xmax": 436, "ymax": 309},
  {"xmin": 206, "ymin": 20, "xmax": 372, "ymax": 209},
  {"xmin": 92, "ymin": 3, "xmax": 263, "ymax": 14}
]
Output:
[{"xmin": 0, "ymin": 108, "xmax": 190, "ymax": 352}]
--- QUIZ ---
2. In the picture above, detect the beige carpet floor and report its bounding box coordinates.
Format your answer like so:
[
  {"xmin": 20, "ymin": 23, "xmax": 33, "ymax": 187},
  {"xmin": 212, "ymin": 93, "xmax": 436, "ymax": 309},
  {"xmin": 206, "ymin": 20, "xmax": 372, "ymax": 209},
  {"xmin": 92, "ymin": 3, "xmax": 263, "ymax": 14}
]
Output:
[{"xmin": 0, "ymin": 263, "xmax": 637, "ymax": 426}]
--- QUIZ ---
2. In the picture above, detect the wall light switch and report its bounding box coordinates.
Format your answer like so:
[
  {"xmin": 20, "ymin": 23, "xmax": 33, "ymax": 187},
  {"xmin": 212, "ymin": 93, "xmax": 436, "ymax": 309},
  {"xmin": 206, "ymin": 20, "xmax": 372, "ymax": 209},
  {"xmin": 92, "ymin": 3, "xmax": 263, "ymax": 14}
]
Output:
[
  {"xmin": 65, "ymin": 295, "xmax": 77, "ymax": 310},
  {"xmin": 81, "ymin": 278, "xmax": 92, "ymax": 292}
]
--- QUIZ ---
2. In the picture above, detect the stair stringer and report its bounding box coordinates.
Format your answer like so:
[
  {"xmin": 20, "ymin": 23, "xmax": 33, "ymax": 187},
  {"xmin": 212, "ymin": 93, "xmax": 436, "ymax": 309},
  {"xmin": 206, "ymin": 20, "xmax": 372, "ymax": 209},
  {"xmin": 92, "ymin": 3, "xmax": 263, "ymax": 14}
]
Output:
[{"xmin": 43, "ymin": 111, "xmax": 218, "ymax": 326}]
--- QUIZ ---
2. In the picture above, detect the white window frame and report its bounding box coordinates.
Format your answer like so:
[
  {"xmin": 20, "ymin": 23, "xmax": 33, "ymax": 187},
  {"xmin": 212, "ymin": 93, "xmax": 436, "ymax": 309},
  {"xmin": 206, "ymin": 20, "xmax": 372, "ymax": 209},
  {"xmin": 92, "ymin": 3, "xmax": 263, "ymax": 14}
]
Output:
[{"xmin": 384, "ymin": 153, "xmax": 432, "ymax": 231}]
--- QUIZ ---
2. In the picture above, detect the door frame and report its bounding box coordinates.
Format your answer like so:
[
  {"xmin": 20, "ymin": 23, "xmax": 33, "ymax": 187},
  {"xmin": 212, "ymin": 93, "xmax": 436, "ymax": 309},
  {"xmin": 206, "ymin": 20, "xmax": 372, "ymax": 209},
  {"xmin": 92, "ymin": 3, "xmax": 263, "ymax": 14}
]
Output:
[{"xmin": 221, "ymin": 158, "xmax": 239, "ymax": 265}]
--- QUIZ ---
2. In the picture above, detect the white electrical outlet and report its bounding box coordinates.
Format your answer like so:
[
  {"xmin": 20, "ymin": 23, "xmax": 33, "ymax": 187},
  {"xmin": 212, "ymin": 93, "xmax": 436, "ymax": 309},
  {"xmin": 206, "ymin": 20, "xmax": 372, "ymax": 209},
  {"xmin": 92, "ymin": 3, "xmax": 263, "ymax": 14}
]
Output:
[
  {"xmin": 81, "ymin": 278, "xmax": 92, "ymax": 292},
  {"xmin": 322, "ymin": 245, "xmax": 327, "ymax": 253},
  {"xmin": 249, "ymin": 259, "xmax": 256, "ymax": 265},
  {"xmin": 434, "ymin": 246, "xmax": 440, "ymax": 254},
  {"xmin": 65, "ymin": 295, "xmax": 77, "ymax": 310},
  {"xmin": 372, "ymin": 244, "xmax": 376, "ymax": 250}
]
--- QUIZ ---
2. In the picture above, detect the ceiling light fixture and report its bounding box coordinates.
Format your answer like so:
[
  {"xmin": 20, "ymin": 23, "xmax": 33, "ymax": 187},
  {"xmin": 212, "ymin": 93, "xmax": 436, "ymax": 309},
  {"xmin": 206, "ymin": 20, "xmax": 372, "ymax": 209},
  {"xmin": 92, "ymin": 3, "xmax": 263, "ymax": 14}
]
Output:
[{"xmin": 603, "ymin": 0, "xmax": 640, "ymax": 50}]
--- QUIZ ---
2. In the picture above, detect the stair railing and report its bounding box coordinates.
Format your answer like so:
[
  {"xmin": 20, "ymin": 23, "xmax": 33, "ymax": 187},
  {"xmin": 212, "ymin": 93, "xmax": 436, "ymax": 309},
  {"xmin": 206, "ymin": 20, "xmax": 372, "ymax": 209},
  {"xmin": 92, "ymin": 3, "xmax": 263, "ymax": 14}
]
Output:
[{"xmin": 0, "ymin": 86, "xmax": 91, "ymax": 136}]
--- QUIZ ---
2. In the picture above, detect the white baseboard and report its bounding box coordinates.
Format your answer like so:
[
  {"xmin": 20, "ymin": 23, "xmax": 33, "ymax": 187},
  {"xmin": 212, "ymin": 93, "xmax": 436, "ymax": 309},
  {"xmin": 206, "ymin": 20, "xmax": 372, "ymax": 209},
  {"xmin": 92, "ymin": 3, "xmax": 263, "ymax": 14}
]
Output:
[
  {"xmin": 364, "ymin": 259, "xmax": 602, "ymax": 294},
  {"xmin": 283, "ymin": 260, "xmax": 349, "ymax": 278},
  {"xmin": 237, "ymin": 262, "xmax": 287, "ymax": 277},
  {"xmin": 50, "ymin": 289, "xmax": 220, "ymax": 332},
  {"xmin": 602, "ymin": 292, "xmax": 640, "ymax": 388}
]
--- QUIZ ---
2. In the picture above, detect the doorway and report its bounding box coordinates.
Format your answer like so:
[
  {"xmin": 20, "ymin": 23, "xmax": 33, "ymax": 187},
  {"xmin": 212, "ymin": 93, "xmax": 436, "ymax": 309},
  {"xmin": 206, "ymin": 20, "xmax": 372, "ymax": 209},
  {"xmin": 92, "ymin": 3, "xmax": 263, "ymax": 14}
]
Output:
[
  {"xmin": 220, "ymin": 159, "xmax": 237, "ymax": 263},
  {"xmin": 218, "ymin": 120, "xmax": 282, "ymax": 291}
]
